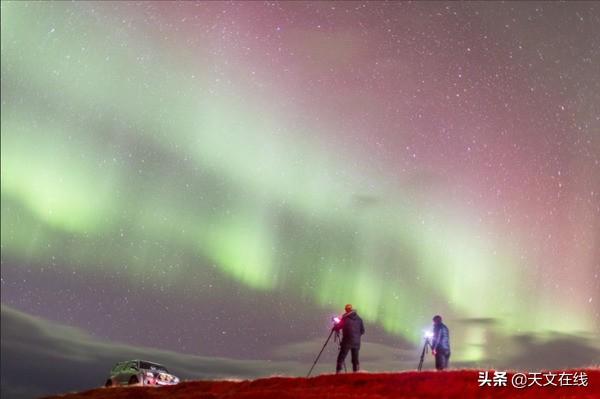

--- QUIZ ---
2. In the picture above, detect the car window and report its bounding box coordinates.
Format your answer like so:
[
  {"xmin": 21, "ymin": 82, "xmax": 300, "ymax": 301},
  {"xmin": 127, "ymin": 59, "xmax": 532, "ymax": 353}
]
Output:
[
  {"xmin": 128, "ymin": 361, "xmax": 138, "ymax": 370},
  {"xmin": 139, "ymin": 361, "xmax": 168, "ymax": 373}
]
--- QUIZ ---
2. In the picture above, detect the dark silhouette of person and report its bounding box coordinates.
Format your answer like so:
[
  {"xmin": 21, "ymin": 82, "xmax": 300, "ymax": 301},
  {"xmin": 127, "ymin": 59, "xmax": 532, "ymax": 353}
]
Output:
[
  {"xmin": 333, "ymin": 304, "xmax": 365, "ymax": 373},
  {"xmin": 430, "ymin": 315, "xmax": 450, "ymax": 370}
]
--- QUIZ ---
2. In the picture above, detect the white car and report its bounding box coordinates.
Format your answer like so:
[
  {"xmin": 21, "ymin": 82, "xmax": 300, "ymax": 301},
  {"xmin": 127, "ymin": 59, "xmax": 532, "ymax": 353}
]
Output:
[{"xmin": 105, "ymin": 360, "xmax": 180, "ymax": 387}]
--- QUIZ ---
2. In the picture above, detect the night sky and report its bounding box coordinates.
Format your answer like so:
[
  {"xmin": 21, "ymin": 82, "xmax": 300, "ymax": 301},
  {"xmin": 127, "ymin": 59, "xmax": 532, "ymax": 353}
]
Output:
[{"xmin": 1, "ymin": 1, "xmax": 599, "ymax": 398}]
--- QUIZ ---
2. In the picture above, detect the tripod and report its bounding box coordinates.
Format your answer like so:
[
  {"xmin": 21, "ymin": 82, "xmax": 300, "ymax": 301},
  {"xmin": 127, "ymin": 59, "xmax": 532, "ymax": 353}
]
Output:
[
  {"xmin": 417, "ymin": 337, "xmax": 431, "ymax": 371},
  {"xmin": 307, "ymin": 328, "xmax": 335, "ymax": 377}
]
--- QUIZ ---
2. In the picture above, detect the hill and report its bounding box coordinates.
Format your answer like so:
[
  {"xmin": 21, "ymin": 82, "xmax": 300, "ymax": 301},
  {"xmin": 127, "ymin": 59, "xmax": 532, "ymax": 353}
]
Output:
[{"xmin": 44, "ymin": 369, "xmax": 598, "ymax": 399}]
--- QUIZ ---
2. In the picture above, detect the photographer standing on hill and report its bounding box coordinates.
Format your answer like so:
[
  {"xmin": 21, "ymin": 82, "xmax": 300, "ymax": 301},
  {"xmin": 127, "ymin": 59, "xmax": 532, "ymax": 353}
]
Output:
[
  {"xmin": 333, "ymin": 304, "xmax": 365, "ymax": 373},
  {"xmin": 430, "ymin": 315, "xmax": 450, "ymax": 370}
]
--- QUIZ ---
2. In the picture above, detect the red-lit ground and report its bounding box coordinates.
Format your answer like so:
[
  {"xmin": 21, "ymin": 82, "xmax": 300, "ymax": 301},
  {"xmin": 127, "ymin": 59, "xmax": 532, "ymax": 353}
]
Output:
[{"xmin": 45, "ymin": 369, "xmax": 599, "ymax": 399}]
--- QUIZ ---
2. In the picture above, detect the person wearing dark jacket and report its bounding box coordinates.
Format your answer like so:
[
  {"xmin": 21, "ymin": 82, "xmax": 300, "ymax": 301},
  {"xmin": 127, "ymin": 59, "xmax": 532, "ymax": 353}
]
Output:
[
  {"xmin": 333, "ymin": 304, "xmax": 365, "ymax": 373},
  {"xmin": 430, "ymin": 315, "xmax": 450, "ymax": 370}
]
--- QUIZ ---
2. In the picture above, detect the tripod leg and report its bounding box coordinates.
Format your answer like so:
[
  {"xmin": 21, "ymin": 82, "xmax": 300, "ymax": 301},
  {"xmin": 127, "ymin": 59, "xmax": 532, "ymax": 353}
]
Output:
[
  {"xmin": 417, "ymin": 340, "xmax": 428, "ymax": 371},
  {"xmin": 307, "ymin": 329, "xmax": 335, "ymax": 377}
]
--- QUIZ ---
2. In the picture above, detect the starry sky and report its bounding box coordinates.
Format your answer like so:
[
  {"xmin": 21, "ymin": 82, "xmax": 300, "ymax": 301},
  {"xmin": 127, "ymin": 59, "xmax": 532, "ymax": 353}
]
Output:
[{"xmin": 1, "ymin": 1, "xmax": 599, "ymax": 397}]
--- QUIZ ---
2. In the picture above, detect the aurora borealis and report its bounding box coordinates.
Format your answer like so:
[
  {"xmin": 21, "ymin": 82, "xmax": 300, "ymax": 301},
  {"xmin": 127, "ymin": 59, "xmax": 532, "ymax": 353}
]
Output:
[{"xmin": 1, "ymin": 1, "xmax": 599, "ymax": 397}]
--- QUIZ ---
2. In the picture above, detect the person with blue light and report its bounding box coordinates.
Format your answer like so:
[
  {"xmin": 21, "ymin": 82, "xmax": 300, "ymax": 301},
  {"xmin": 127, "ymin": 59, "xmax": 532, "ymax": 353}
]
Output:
[{"xmin": 430, "ymin": 315, "xmax": 451, "ymax": 370}]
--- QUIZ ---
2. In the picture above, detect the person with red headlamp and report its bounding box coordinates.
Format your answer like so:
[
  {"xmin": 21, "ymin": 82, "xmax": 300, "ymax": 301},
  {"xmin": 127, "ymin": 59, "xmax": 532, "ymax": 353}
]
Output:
[{"xmin": 333, "ymin": 304, "xmax": 365, "ymax": 373}]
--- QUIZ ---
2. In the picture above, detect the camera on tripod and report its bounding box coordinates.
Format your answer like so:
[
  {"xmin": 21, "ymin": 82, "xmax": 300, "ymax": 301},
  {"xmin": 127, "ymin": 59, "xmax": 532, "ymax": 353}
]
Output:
[
  {"xmin": 418, "ymin": 330, "xmax": 434, "ymax": 371},
  {"xmin": 307, "ymin": 315, "xmax": 344, "ymax": 377}
]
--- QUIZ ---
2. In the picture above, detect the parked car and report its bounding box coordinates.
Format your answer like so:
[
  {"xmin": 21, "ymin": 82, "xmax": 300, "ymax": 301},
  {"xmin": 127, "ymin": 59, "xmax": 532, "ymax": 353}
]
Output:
[{"xmin": 105, "ymin": 360, "xmax": 180, "ymax": 387}]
